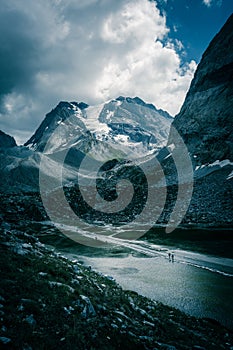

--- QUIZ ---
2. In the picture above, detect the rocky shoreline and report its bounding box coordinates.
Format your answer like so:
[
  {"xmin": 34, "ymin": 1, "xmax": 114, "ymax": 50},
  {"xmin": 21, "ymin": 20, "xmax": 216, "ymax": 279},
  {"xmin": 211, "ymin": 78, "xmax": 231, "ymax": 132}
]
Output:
[{"xmin": 0, "ymin": 225, "xmax": 233, "ymax": 349}]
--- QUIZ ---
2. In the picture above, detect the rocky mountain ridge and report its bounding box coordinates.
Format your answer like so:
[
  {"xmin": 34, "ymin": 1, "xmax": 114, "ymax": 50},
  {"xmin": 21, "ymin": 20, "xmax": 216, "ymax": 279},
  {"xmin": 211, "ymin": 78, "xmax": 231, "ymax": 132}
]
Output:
[
  {"xmin": 24, "ymin": 97, "xmax": 172, "ymax": 157},
  {"xmin": 0, "ymin": 96, "xmax": 172, "ymax": 199},
  {"xmin": 171, "ymin": 14, "xmax": 233, "ymax": 166}
]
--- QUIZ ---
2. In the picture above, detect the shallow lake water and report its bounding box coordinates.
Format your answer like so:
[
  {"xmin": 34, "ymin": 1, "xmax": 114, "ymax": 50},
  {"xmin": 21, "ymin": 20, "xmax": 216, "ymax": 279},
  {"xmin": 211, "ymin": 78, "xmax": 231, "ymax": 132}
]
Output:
[
  {"xmin": 66, "ymin": 246, "xmax": 233, "ymax": 330},
  {"xmin": 43, "ymin": 221, "xmax": 233, "ymax": 330}
]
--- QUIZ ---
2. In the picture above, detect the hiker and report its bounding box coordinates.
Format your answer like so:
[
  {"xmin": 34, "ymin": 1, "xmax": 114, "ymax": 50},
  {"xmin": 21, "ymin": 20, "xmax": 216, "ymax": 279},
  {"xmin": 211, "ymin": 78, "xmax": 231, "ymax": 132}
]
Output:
[
  {"xmin": 168, "ymin": 252, "xmax": 171, "ymax": 261},
  {"xmin": 171, "ymin": 253, "xmax": 174, "ymax": 263}
]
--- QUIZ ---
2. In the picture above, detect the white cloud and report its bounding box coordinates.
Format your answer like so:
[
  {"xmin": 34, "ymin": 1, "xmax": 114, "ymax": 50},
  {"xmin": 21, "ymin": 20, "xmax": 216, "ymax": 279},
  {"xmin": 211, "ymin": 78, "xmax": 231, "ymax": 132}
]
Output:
[
  {"xmin": 95, "ymin": 0, "xmax": 196, "ymax": 115},
  {"xmin": 203, "ymin": 0, "xmax": 212, "ymax": 6},
  {"xmin": 0, "ymin": 0, "xmax": 197, "ymax": 143},
  {"xmin": 101, "ymin": 0, "xmax": 168, "ymax": 44}
]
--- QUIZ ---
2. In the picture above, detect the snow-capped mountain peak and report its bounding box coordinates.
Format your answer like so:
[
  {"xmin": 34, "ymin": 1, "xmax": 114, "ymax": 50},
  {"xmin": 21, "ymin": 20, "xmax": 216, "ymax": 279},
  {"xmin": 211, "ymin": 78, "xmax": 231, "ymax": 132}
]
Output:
[
  {"xmin": 24, "ymin": 97, "xmax": 173, "ymax": 157},
  {"xmin": 24, "ymin": 101, "xmax": 87, "ymax": 152}
]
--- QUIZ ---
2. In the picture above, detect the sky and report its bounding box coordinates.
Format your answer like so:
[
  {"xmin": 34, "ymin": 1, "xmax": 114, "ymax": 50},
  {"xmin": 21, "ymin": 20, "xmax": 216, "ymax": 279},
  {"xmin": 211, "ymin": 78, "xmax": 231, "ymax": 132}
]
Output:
[{"xmin": 0, "ymin": 0, "xmax": 232, "ymax": 145}]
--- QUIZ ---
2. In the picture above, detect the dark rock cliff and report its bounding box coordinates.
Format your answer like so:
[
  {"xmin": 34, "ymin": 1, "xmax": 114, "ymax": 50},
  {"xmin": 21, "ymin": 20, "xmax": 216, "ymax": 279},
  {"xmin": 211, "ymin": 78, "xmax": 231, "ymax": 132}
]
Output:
[
  {"xmin": 171, "ymin": 14, "xmax": 233, "ymax": 165},
  {"xmin": 0, "ymin": 130, "xmax": 17, "ymax": 148}
]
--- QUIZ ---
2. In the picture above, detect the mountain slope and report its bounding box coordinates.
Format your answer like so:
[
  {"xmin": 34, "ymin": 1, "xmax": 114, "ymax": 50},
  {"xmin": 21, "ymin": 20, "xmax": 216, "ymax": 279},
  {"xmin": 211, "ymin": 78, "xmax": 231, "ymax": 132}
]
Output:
[
  {"xmin": 166, "ymin": 14, "xmax": 233, "ymax": 228},
  {"xmin": 24, "ymin": 101, "xmax": 88, "ymax": 153},
  {"xmin": 171, "ymin": 14, "xmax": 233, "ymax": 166}
]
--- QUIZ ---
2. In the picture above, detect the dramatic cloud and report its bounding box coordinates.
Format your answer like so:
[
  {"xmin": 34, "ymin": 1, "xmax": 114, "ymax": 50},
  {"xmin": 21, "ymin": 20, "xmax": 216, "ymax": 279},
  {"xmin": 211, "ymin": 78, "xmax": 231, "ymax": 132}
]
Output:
[{"xmin": 0, "ymin": 0, "xmax": 196, "ymax": 144}]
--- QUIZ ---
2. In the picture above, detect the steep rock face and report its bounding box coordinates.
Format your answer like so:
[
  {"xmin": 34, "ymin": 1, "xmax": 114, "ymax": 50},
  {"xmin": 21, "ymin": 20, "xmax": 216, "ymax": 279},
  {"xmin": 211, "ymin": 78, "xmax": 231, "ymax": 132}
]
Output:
[
  {"xmin": 24, "ymin": 101, "xmax": 88, "ymax": 152},
  {"xmin": 0, "ymin": 130, "xmax": 17, "ymax": 148},
  {"xmin": 163, "ymin": 15, "xmax": 233, "ymax": 228},
  {"xmin": 171, "ymin": 14, "xmax": 233, "ymax": 165}
]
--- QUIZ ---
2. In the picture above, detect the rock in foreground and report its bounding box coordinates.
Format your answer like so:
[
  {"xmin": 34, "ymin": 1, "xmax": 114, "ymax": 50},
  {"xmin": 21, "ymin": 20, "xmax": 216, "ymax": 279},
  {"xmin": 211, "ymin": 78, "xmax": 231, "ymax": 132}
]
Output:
[{"xmin": 0, "ymin": 226, "xmax": 232, "ymax": 349}]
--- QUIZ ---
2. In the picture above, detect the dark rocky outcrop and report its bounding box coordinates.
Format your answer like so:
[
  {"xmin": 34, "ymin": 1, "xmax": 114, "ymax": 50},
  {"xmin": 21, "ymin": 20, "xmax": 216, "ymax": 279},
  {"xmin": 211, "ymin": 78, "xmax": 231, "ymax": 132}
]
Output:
[{"xmin": 0, "ymin": 130, "xmax": 17, "ymax": 148}]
